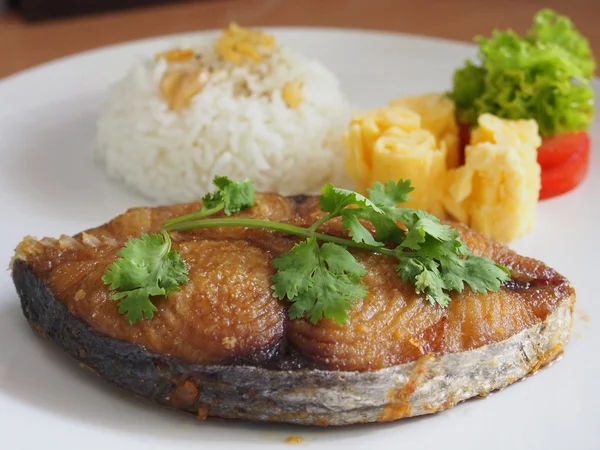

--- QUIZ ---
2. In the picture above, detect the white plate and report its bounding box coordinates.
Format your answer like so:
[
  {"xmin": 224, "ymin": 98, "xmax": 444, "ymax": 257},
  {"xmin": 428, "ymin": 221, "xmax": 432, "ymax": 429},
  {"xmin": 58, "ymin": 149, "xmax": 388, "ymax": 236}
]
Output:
[{"xmin": 0, "ymin": 28, "xmax": 598, "ymax": 450}]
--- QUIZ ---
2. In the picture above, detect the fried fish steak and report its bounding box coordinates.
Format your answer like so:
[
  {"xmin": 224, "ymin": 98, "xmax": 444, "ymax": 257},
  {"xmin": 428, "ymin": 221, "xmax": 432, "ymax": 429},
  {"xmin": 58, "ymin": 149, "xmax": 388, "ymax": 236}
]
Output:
[{"xmin": 11, "ymin": 193, "xmax": 575, "ymax": 425}]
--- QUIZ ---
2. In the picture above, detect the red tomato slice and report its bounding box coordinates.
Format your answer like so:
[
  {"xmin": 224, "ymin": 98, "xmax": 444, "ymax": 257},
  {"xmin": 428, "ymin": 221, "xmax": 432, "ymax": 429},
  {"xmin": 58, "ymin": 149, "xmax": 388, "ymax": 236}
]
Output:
[
  {"xmin": 538, "ymin": 132, "xmax": 590, "ymax": 169},
  {"xmin": 539, "ymin": 137, "xmax": 590, "ymax": 200},
  {"xmin": 456, "ymin": 122, "xmax": 590, "ymax": 200}
]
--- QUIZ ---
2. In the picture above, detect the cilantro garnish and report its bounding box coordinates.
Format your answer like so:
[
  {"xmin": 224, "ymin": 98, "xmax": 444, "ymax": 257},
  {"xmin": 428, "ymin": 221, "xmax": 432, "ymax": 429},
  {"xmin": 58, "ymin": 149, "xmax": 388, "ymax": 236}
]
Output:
[
  {"xmin": 162, "ymin": 176, "xmax": 254, "ymax": 229},
  {"xmin": 104, "ymin": 176, "xmax": 510, "ymax": 325},
  {"xmin": 101, "ymin": 231, "xmax": 188, "ymax": 324},
  {"xmin": 272, "ymin": 238, "xmax": 368, "ymax": 325}
]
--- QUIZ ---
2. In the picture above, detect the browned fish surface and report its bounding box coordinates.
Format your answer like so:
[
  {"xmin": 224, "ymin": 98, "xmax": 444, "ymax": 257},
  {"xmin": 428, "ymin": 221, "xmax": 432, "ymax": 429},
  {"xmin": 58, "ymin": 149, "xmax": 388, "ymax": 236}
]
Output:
[{"xmin": 14, "ymin": 193, "xmax": 572, "ymax": 372}]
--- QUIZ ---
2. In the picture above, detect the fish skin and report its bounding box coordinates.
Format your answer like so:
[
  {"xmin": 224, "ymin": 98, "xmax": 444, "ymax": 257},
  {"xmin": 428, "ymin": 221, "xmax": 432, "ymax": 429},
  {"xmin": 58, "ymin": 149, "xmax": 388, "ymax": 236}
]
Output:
[{"xmin": 10, "ymin": 193, "xmax": 575, "ymax": 425}]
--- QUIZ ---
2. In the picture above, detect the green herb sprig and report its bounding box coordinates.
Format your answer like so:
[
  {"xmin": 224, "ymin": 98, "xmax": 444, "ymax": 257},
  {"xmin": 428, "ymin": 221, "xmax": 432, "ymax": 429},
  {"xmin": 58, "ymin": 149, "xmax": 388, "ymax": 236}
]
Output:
[
  {"xmin": 103, "ymin": 176, "xmax": 510, "ymax": 325},
  {"xmin": 102, "ymin": 230, "xmax": 188, "ymax": 324}
]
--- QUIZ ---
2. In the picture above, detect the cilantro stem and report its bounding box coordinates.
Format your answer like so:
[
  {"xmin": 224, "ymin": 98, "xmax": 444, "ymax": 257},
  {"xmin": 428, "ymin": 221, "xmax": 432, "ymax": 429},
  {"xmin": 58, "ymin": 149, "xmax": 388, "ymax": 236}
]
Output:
[
  {"xmin": 163, "ymin": 205, "xmax": 224, "ymax": 229},
  {"xmin": 164, "ymin": 218, "xmax": 397, "ymax": 257},
  {"xmin": 308, "ymin": 213, "xmax": 336, "ymax": 232},
  {"xmin": 160, "ymin": 229, "xmax": 172, "ymax": 250}
]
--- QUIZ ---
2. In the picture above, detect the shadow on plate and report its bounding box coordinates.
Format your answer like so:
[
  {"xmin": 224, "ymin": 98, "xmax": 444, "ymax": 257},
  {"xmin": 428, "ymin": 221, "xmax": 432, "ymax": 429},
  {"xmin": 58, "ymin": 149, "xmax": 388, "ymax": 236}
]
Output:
[
  {"xmin": 0, "ymin": 296, "xmax": 439, "ymax": 444},
  {"xmin": 1, "ymin": 94, "xmax": 145, "ymax": 225}
]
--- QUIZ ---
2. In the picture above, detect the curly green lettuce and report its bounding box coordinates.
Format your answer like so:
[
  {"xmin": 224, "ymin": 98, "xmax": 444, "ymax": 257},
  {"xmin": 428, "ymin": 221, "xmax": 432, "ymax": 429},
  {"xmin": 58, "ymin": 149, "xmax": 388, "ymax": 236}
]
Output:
[{"xmin": 449, "ymin": 9, "xmax": 596, "ymax": 137}]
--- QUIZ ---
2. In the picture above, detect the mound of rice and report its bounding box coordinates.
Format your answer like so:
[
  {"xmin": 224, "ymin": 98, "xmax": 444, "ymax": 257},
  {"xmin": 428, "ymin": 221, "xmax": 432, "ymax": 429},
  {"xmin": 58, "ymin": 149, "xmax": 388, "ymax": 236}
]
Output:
[{"xmin": 95, "ymin": 28, "xmax": 351, "ymax": 202}]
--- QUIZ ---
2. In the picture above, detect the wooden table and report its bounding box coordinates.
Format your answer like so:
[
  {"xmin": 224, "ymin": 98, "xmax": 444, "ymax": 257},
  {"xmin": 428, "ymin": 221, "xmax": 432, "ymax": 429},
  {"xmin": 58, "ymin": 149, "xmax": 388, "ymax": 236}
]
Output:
[{"xmin": 1, "ymin": 0, "xmax": 599, "ymax": 79}]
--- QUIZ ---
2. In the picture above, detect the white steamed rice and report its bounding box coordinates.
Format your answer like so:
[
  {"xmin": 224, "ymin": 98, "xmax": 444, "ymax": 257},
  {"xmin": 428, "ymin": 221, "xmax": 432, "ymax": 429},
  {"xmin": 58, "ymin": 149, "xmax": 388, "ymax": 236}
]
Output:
[{"xmin": 95, "ymin": 34, "xmax": 351, "ymax": 202}]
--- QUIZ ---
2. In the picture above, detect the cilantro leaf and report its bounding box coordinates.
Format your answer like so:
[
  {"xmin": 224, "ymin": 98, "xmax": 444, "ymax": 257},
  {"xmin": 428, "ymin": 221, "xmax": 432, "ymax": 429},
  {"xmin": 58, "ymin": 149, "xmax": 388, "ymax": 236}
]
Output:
[
  {"xmin": 412, "ymin": 234, "xmax": 463, "ymax": 261},
  {"xmin": 395, "ymin": 246, "xmax": 510, "ymax": 308},
  {"xmin": 414, "ymin": 263, "xmax": 449, "ymax": 306},
  {"xmin": 110, "ymin": 287, "xmax": 162, "ymax": 323},
  {"xmin": 367, "ymin": 179, "xmax": 413, "ymax": 208},
  {"xmin": 319, "ymin": 184, "xmax": 382, "ymax": 215},
  {"xmin": 319, "ymin": 182, "xmax": 407, "ymax": 245},
  {"xmin": 163, "ymin": 175, "xmax": 256, "ymax": 231},
  {"xmin": 200, "ymin": 190, "xmax": 224, "ymax": 213},
  {"xmin": 460, "ymin": 255, "xmax": 511, "ymax": 293},
  {"xmin": 271, "ymin": 238, "xmax": 321, "ymax": 299},
  {"xmin": 439, "ymin": 253, "xmax": 469, "ymax": 292},
  {"xmin": 340, "ymin": 209, "xmax": 383, "ymax": 247},
  {"xmin": 391, "ymin": 202, "xmax": 509, "ymax": 307},
  {"xmin": 319, "ymin": 243, "xmax": 366, "ymax": 281},
  {"xmin": 363, "ymin": 179, "xmax": 420, "ymax": 243},
  {"xmin": 102, "ymin": 231, "xmax": 189, "ymax": 324},
  {"xmin": 159, "ymin": 251, "xmax": 190, "ymax": 292},
  {"xmin": 212, "ymin": 175, "xmax": 255, "ymax": 215},
  {"xmin": 400, "ymin": 214, "xmax": 459, "ymax": 251},
  {"xmin": 356, "ymin": 208, "xmax": 406, "ymax": 244},
  {"xmin": 271, "ymin": 238, "xmax": 367, "ymax": 325},
  {"xmin": 395, "ymin": 253, "xmax": 451, "ymax": 307}
]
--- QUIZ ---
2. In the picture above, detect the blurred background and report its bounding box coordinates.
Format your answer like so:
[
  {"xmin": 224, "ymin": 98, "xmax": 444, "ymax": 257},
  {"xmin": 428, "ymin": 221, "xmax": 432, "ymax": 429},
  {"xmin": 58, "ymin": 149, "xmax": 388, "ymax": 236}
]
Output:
[{"xmin": 0, "ymin": 0, "xmax": 598, "ymax": 78}]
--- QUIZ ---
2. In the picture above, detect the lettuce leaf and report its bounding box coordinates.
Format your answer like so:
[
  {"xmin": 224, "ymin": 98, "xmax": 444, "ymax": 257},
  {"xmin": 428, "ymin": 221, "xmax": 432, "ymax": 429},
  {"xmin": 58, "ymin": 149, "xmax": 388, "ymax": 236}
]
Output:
[
  {"xmin": 450, "ymin": 9, "xmax": 596, "ymax": 137},
  {"xmin": 531, "ymin": 9, "xmax": 595, "ymax": 79}
]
